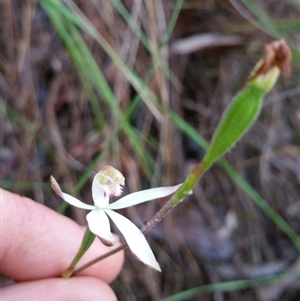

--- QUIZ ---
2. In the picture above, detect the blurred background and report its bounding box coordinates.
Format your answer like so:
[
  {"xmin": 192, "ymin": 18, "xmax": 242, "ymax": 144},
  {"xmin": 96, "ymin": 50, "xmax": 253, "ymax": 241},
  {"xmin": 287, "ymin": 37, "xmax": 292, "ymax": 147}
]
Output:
[{"xmin": 1, "ymin": 0, "xmax": 300, "ymax": 300}]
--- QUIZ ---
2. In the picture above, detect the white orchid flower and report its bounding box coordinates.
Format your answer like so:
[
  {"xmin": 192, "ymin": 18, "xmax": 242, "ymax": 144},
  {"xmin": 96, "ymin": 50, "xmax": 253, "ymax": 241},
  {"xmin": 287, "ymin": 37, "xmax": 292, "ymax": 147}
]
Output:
[{"xmin": 51, "ymin": 166, "xmax": 182, "ymax": 271}]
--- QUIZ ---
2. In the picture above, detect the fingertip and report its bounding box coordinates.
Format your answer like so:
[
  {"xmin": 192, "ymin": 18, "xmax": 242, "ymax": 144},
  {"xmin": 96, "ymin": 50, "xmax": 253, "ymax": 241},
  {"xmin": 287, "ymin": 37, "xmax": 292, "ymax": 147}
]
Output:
[
  {"xmin": 1, "ymin": 188, "xmax": 124, "ymax": 282},
  {"xmin": 1, "ymin": 277, "xmax": 117, "ymax": 301}
]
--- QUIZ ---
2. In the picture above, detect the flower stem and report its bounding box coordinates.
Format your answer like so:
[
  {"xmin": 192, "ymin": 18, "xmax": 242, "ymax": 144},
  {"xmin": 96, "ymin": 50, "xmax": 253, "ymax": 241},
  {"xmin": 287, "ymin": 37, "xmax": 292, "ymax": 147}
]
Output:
[{"xmin": 72, "ymin": 242, "xmax": 128, "ymax": 276}]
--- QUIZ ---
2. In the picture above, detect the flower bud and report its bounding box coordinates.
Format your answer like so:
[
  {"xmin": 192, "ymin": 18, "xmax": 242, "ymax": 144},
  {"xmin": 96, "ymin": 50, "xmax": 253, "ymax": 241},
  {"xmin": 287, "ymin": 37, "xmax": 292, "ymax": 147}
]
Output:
[{"xmin": 247, "ymin": 39, "xmax": 291, "ymax": 93}]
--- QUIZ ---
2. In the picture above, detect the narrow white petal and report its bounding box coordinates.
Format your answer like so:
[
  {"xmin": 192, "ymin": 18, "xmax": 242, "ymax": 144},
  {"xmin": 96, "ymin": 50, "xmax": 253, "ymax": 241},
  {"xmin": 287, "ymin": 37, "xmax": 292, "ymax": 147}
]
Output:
[
  {"xmin": 104, "ymin": 209, "xmax": 161, "ymax": 271},
  {"xmin": 86, "ymin": 209, "xmax": 115, "ymax": 245},
  {"xmin": 51, "ymin": 176, "xmax": 95, "ymax": 210},
  {"xmin": 92, "ymin": 174, "xmax": 109, "ymax": 207},
  {"xmin": 108, "ymin": 184, "xmax": 182, "ymax": 209},
  {"xmin": 61, "ymin": 193, "xmax": 95, "ymax": 210}
]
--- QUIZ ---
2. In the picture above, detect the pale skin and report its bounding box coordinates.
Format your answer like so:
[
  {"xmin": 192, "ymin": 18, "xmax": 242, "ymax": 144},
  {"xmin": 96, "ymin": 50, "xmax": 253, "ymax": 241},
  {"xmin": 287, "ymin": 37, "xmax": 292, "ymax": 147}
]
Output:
[{"xmin": 0, "ymin": 188, "xmax": 124, "ymax": 301}]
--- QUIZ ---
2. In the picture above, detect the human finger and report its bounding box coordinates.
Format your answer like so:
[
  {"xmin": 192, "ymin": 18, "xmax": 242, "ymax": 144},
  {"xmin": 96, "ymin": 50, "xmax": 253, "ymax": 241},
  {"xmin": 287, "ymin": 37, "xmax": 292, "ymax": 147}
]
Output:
[
  {"xmin": 0, "ymin": 188, "xmax": 124, "ymax": 282},
  {"xmin": 1, "ymin": 276, "xmax": 117, "ymax": 301}
]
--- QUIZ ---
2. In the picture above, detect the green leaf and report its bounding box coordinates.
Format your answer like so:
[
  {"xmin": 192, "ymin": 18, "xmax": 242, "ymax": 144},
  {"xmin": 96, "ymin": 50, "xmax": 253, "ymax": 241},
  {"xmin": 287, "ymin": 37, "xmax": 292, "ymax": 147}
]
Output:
[{"xmin": 62, "ymin": 228, "xmax": 95, "ymax": 278}]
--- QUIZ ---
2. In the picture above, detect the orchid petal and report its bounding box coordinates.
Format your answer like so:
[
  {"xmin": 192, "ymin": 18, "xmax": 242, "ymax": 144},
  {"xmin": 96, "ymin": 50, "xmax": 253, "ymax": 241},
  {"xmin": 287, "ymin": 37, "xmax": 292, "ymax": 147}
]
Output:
[
  {"xmin": 86, "ymin": 209, "xmax": 115, "ymax": 245},
  {"xmin": 51, "ymin": 176, "xmax": 95, "ymax": 210},
  {"xmin": 61, "ymin": 193, "xmax": 95, "ymax": 210},
  {"xmin": 92, "ymin": 174, "xmax": 109, "ymax": 207},
  {"xmin": 108, "ymin": 184, "xmax": 182, "ymax": 209},
  {"xmin": 104, "ymin": 209, "xmax": 161, "ymax": 271}
]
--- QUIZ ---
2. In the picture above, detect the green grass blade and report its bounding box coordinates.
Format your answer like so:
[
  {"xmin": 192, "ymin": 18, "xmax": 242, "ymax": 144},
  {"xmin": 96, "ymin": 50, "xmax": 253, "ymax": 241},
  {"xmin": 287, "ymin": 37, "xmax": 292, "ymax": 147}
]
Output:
[
  {"xmin": 161, "ymin": 271, "xmax": 300, "ymax": 301},
  {"xmin": 40, "ymin": 0, "xmax": 155, "ymax": 178}
]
